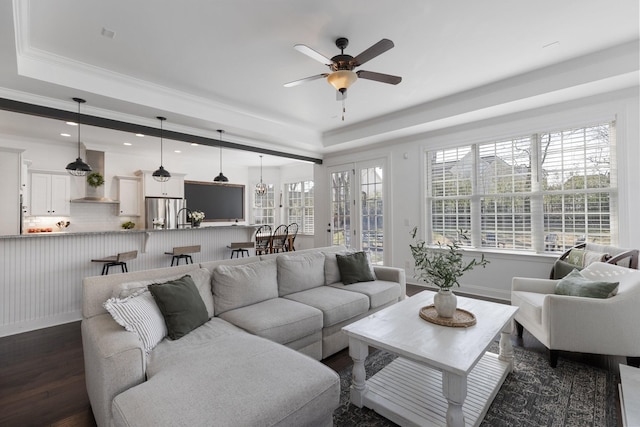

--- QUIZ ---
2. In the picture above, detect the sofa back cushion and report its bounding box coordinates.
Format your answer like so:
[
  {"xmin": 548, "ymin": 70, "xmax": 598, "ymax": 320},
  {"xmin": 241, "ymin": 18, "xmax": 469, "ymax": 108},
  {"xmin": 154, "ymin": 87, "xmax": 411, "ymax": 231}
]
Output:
[
  {"xmin": 212, "ymin": 259, "xmax": 278, "ymax": 315},
  {"xmin": 277, "ymin": 252, "xmax": 326, "ymax": 296},
  {"xmin": 111, "ymin": 268, "xmax": 214, "ymax": 318}
]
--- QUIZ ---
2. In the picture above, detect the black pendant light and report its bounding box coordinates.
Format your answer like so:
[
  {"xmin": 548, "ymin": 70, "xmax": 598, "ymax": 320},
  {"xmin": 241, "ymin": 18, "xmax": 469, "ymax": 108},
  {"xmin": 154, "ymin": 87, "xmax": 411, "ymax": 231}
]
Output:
[
  {"xmin": 213, "ymin": 129, "xmax": 228, "ymax": 182},
  {"xmin": 65, "ymin": 97, "xmax": 92, "ymax": 176},
  {"xmin": 255, "ymin": 155, "xmax": 267, "ymax": 195},
  {"xmin": 152, "ymin": 116, "xmax": 171, "ymax": 182}
]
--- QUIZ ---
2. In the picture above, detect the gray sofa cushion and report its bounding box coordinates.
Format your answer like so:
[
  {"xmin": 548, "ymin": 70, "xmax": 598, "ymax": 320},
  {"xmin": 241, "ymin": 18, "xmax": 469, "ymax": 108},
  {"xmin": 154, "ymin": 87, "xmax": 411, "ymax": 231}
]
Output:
[
  {"xmin": 219, "ymin": 298, "xmax": 323, "ymax": 345},
  {"xmin": 284, "ymin": 286, "xmax": 369, "ymax": 327},
  {"xmin": 329, "ymin": 280, "xmax": 402, "ymax": 309},
  {"xmin": 277, "ymin": 252, "xmax": 326, "ymax": 296},
  {"xmin": 114, "ymin": 332, "xmax": 339, "ymax": 427},
  {"xmin": 212, "ymin": 259, "xmax": 278, "ymax": 315}
]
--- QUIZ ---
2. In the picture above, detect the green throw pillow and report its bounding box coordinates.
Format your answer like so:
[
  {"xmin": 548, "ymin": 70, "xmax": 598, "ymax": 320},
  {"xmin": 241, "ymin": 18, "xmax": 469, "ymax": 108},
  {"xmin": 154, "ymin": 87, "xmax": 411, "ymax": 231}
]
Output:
[
  {"xmin": 148, "ymin": 275, "xmax": 209, "ymax": 339},
  {"xmin": 552, "ymin": 259, "xmax": 583, "ymax": 279},
  {"xmin": 336, "ymin": 251, "xmax": 375, "ymax": 285},
  {"xmin": 555, "ymin": 269, "xmax": 619, "ymax": 299}
]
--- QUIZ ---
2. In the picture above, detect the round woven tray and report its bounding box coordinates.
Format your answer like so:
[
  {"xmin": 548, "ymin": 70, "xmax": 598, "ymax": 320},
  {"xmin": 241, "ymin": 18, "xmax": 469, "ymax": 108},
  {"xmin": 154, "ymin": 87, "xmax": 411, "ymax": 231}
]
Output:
[{"xmin": 419, "ymin": 305, "xmax": 477, "ymax": 327}]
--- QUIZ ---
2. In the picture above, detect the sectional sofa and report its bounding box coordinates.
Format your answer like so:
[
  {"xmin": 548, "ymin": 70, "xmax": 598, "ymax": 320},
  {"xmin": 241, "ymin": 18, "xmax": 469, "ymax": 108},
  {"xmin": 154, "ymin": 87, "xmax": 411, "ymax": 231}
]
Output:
[{"xmin": 81, "ymin": 245, "xmax": 406, "ymax": 427}]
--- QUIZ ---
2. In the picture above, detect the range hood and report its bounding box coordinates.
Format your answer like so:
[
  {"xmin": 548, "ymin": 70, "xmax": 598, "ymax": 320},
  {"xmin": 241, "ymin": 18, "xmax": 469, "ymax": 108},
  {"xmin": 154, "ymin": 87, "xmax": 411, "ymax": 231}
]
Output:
[{"xmin": 71, "ymin": 149, "xmax": 118, "ymax": 203}]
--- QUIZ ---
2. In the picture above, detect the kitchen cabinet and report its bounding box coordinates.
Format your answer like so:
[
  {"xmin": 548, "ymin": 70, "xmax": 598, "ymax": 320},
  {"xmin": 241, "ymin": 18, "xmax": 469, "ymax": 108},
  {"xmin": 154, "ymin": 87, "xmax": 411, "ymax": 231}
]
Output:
[
  {"xmin": 136, "ymin": 170, "xmax": 185, "ymax": 198},
  {"xmin": 117, "ymin": 176, "xmax": 141, "ymax": 216},
  {"xmin": 0, "ymin": 148, "xmax": 23, "ymax": 235},
  {"xmin": 30, "ymin": 172, "xmax": 71, "ymax": 216}
]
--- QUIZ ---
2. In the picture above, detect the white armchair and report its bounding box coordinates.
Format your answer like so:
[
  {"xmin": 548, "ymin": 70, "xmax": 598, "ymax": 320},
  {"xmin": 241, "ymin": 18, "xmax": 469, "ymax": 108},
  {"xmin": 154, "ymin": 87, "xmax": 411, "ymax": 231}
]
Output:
[{"xmin": 511, "ymin": 262, "xmax": 640, "ymax": 367}]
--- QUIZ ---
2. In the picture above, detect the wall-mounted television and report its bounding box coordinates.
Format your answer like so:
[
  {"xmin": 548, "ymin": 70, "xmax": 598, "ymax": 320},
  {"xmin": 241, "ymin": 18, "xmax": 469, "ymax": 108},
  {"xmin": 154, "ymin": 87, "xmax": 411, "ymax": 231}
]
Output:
[{"xmin": 184, "ymin": 181, "xmax": 245, "ymax": 222}]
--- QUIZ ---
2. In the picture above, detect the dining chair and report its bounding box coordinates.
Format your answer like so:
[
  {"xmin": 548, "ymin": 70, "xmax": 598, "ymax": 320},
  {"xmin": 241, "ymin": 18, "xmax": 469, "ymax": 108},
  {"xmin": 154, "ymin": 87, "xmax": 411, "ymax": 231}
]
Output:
[
  {"xmin": 254, "ymin": 225, "xmax": 272, "ymax": 255},
  {"xmin": 286, "ymin": 222, "xmax": 299, "ymax": 251},
  {"xmin": 270, "ymin": 224, "xmax": 289, "ymax": 253}
]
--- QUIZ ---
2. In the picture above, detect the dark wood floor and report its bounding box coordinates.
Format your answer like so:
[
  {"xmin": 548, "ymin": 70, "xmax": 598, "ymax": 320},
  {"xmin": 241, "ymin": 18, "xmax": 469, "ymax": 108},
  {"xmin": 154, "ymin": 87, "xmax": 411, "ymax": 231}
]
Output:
[{"xmin": 0, "ymin": 284, "xmax": 625, "ymax": 427}]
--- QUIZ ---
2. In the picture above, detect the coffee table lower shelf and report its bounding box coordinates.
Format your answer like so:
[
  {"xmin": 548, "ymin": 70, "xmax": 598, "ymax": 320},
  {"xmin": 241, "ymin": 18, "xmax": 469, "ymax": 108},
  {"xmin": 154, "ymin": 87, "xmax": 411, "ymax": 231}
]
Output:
[{"xmin": 357, "ymin": 352, "xmax": 511, "ymax": 427}]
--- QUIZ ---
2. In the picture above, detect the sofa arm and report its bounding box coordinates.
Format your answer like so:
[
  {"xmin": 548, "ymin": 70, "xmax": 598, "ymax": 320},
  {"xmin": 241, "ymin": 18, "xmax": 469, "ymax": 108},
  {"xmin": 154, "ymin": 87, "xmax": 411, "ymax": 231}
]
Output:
[
  {"xmin": 512, "ymin": 276, "xmax": 558, "ymax": 294},
  {"xmin": 82, "ymin": 314, "xmax": 146, "ymax": 427},
  {"xmin": 374, "ymin": 266, "xmax": 407, "ymax": 299}
]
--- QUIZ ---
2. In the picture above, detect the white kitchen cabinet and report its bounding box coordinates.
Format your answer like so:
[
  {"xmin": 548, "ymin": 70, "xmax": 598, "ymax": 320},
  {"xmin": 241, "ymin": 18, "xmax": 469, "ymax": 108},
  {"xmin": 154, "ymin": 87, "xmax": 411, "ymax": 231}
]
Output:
[
  {"xmin": 0, "ymin": 148, "xmax": 23, "ymax": 235},
  {"xmin": 136, "ymin": 170, "xmax": 185, "ymax": 198},
  {"xmin": 30, "ymin": 172, "xmax": 71, "ymax": 216},
  {"xmin": 117, "ymin": 176, "xmax": 141, "ymax": 216}
]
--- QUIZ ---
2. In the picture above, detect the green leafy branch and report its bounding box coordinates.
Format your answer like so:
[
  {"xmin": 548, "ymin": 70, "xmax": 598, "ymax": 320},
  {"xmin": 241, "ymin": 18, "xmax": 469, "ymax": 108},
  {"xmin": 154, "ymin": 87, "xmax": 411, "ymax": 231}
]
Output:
[{"xmin": 409, "ymin": 226, "xmax": 489, "ymax": 289}]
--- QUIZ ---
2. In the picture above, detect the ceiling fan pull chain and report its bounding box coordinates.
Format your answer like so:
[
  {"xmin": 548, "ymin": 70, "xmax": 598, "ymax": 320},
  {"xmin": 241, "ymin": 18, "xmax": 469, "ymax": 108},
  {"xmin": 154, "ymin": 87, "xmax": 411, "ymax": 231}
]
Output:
[{"xmin": 342, "ymin": 98, "xmax": 346, "ymax": 121}]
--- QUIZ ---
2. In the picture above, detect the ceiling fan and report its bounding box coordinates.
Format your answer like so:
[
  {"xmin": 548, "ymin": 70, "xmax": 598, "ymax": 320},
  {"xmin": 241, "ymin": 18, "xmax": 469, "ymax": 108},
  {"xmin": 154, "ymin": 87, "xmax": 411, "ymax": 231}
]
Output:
[{"xmin": 284, "ymin": 37, "xmax": 402, "ymax": 101}]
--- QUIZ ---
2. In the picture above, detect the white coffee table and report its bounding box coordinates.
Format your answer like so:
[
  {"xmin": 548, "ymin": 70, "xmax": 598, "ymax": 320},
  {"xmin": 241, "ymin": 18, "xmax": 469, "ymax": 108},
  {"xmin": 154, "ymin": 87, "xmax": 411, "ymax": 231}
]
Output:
[{"xmin": 342, "ymin": 291, "xmax": 518, "ymax": 427}]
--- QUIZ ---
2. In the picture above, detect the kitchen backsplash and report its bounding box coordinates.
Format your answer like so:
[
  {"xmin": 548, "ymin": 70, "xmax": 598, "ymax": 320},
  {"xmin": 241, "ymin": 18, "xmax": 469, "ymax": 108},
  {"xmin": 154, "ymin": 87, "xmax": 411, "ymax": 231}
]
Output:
[{"xmin": 24, "ymin": 203, "xmax": 139, "ymax": 233}]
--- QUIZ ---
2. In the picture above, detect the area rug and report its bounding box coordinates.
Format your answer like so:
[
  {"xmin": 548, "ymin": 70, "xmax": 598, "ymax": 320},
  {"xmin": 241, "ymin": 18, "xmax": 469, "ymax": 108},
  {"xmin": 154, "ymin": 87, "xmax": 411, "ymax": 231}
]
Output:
[{"xmin": 333, "ymin": 342, "xmax": 619, "ymax": 426}]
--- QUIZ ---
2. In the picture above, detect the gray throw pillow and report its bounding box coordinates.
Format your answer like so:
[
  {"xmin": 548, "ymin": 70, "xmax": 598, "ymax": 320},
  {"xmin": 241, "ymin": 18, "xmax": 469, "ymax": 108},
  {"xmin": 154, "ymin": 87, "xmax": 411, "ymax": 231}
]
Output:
[
  {"xmin": 148, "ymin": 275, "xmax": 209, "ymax": 340},
  {"xmin": 336, "ymin": 251, "xmax": 375, "ymax": 285},
  {"xmin": 555, "ymin": 269, "xmax": 619, "ymax": 299}
]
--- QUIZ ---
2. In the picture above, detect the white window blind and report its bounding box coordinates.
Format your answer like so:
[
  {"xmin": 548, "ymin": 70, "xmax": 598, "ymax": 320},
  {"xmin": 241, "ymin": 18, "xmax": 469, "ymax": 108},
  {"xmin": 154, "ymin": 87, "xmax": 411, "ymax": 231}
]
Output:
[
  {"xmin": 253, "ymin": 183, "xmax": 275, "ymax": 226},
  {"xmin": 285, "ymin": 180, "xmax": 314, "ymax": 234},
  {"xmin": 427, "ymin": 122, "xmax": 616, "ymax": 252}
]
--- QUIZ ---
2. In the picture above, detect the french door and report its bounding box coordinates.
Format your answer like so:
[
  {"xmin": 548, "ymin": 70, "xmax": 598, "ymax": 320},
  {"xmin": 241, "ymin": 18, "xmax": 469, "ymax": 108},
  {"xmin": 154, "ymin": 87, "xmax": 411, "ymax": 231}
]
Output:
[{"xmin": 328, "ymin": 159, "xmax": 387, "ymax": 264}]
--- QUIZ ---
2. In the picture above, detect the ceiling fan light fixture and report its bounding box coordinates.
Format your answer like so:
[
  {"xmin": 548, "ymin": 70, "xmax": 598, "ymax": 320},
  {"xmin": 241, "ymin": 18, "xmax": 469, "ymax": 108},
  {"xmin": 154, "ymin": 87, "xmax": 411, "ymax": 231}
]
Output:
[
  {"xmin": 327, "ymin": 70, "xmax": 357, "ymax": 92},
  {"xmin": 66, "ymin": 97, "xmax": 92, "ymax": 176}
]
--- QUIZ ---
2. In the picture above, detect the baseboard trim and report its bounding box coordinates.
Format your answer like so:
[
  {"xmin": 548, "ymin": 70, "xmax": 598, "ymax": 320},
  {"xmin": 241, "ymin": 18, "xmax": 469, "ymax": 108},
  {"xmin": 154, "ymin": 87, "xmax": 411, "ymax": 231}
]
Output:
[{"xmin": 0, "ymin": 311, "xmax": 81, "ymax": 337}]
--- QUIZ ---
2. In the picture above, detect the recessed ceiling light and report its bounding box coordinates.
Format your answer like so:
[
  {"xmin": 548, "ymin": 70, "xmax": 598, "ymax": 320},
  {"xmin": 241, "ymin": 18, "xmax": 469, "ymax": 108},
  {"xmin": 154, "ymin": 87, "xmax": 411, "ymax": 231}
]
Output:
[
  {"xmin": 66, "ymin": 121, "xmax": 78, "ymax": 126},
  {"xmin": 123, "ymin": 142, "xmax": 132, "ymax": 146},
  {"xmin": 174, "ymin": 150, "xmax": 182, "ymax": 153},
  {"xmin": 191, "ymin": 143, "xmax": 198, "ymax": 146},
  {"xmin": 135, "ymin": 133, "xmax": 144, "ymax": 137},
  {"xmin": 60, "ymin": 133, "xmax": 71, "ymax": 137}
]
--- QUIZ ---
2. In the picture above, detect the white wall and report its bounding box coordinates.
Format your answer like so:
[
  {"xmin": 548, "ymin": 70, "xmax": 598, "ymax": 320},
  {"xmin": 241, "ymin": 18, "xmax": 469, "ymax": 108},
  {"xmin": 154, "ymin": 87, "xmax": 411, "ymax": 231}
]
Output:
[{"xmin": 317, "ymin": 88, "xmax": 640, "ymax": 301}]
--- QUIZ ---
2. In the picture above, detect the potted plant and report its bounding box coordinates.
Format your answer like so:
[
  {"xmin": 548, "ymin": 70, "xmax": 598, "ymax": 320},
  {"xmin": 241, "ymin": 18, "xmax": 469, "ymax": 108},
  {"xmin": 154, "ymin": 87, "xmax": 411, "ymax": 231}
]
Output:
[
  {"xmin": 409, "ymin": 227, "xmax": 489, "ymax": 317},
  {"xmin": 121, "ymin": 221, "xmax": 135, "ymax": 230},
  {"xmin": 189, "ymin": 210, "xmax": 205, "ymax": 227}
]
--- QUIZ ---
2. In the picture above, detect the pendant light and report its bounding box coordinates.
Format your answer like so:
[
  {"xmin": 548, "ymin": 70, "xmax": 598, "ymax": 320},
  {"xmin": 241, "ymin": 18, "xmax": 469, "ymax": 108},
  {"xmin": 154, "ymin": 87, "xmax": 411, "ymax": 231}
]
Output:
[
  {"xmin": 213, "ymin": 129, "xmax": 228, "ymax": 182},
  {"xmin": 255, "ymin": 155, "xmax": 267, "ymax": 196},
  {"xmin": 152, "ymin": 116, "xmax": 171, "ymax": 182},
  {"xmin": 65, "ymin": 97, "xmax": 92, "ymax": 176}
]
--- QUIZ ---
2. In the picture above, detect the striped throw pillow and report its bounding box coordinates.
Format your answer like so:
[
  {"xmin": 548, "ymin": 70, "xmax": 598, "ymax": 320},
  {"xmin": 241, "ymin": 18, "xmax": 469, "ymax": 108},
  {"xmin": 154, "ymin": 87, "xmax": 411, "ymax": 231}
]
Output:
[{"xmin": 104, "ymin": 289, "xmax": 167, "ymax": 353}]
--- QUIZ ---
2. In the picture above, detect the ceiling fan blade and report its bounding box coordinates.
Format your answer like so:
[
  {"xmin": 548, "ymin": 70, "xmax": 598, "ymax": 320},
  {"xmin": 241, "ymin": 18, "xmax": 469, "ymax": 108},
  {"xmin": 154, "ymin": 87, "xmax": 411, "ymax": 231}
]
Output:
[
  {"xmin": 353, "ymin": 39, "xmax": 394, "ymax": 66},
  {"xmin": 356, "ymin": 70, "xmax": 402, "ymax": 85},
  {"xmin": 294, "ymin": 44, "xmax": 333, "ymax": 65},
  {"xmin": 283, "ymin": 74, "xmax": 328, "ymax": 88}
]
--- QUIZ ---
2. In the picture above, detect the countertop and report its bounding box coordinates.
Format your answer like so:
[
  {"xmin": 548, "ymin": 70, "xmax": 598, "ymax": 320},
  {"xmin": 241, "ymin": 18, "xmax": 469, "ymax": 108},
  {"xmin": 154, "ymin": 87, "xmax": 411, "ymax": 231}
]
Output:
[{"xmin": 0, "ymin": 224, "xmax": 258, "ymax": 239}]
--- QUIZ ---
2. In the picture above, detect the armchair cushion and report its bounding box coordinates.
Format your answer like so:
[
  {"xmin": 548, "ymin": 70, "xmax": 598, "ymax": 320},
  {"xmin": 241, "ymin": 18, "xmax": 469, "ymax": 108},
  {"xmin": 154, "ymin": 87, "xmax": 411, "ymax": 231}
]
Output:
[
  {"xmin": 566, "ymin": 248, "xmax": 610, "ymax": 267},
  {"xmin": 555, "ymin": 269, "xmax": 619, "ymax": 299}
]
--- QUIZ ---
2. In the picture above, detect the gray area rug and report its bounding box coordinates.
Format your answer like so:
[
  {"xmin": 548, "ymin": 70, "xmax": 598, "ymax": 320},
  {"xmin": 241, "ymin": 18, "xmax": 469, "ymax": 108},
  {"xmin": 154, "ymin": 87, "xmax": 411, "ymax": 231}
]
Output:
[{"xmin": 333, "ymin": 342, "xmax": 618, "ymax": 426}]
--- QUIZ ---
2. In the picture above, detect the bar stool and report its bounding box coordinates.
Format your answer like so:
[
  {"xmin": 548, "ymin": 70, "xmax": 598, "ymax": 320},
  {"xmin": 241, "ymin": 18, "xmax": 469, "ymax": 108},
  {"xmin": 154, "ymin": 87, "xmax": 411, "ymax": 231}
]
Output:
[
  {"xmin": 227, "ymin": 242, "xmax": 255, "ymax": 258},
  {"xmin": 165, "ymin": 245, "xmax": 201, "ymax": 266},
  {"xmin": 91, "ymin": 250, "xmax": 138, "ymax": 275}
]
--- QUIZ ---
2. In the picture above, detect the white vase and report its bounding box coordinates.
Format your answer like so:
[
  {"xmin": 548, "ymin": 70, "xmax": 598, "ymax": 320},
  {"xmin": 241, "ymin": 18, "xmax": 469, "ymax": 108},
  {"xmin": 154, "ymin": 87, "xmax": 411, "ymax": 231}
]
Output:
[{"xmin": 434, "ymin": 289, "xmax": 457, "ymax": 318}]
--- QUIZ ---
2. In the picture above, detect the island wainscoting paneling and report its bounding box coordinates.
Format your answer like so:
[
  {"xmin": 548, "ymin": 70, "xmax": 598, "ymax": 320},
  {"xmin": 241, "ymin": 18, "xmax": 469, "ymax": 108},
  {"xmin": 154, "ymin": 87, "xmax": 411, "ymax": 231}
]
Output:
[{"xmin": 0, "ymin": 226, "xmax": 255, "ymax": 337}]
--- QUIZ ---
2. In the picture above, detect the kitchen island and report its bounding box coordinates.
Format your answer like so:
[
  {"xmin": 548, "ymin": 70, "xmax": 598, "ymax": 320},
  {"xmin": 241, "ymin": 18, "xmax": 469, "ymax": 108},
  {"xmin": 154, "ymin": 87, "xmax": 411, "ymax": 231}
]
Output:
[{"xmin": 0, "ymin": 225, "xmax": 256, "ymax": 337}]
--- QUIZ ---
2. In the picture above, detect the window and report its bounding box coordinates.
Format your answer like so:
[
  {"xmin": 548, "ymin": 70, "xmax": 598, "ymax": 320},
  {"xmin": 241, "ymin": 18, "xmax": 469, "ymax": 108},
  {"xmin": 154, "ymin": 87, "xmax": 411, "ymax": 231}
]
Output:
[
  {"xmin": 253, "ymin": 183, "xmax": 275, "ymax": 226},
  {"xmin": 285, "ymin": 181, "xmax": 314, "ymax": 234},
  {"xmin": 427, "ymin": 122, "xmax": 616, "ymax": 252}
]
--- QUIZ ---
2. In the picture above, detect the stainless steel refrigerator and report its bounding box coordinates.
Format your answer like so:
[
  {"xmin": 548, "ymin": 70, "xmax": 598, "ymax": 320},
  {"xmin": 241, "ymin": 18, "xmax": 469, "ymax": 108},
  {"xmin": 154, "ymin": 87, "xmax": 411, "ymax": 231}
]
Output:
[{"xmin": 145, "ymin": 197, "xmax": 187, "ymax": 229}]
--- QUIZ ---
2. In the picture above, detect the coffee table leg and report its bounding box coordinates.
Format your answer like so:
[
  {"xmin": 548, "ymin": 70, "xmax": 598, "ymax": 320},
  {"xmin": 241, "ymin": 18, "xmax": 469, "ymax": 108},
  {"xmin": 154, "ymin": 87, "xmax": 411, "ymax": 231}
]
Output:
[
  {"xmin": 499, "ymin": 321, "xmax": 515, "ymax": 372},
  {"xmin": 349, "ymin": 337, "xmax": 369, "ymax": 408},
  {"xmin": 442, "ymin": 372, "xmax": 467, "ymax": 427}
]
